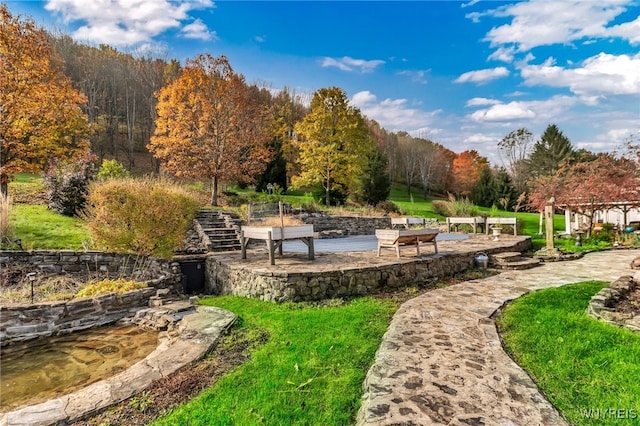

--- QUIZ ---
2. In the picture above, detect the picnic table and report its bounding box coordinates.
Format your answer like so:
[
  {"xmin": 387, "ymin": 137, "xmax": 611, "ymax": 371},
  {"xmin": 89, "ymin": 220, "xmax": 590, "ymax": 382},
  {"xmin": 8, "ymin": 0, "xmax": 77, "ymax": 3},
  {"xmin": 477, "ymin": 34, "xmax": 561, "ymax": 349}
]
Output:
[{"xmin": 375, "ymin": 228, "xmax": 439, "ymax": 258}]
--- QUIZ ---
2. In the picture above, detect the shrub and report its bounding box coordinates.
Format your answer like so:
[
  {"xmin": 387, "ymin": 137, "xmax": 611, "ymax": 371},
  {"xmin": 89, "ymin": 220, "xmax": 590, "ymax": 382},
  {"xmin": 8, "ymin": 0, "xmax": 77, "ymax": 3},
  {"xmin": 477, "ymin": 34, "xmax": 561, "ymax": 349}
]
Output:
[
  {"xmin": 43, "ymin": 155, "xmax": 95, "ymax": 217},
  {"xmin": 431, "ymin": 200, "xmax": 451, "ymax": 216},
  {"xmin": 76, "ymin": 278, "xmax": 147, "ymax": 299},
  {"xmin": 97, "ymin": 159, "xmax": 130, "ymax": 180},
  {"xmin": 85, "ymin": 177, "xmax": 200, "ymax": 257},
  {"xmin": 376, "ymin": 200, "xmax": 401, "ymax": 214},
  {"xmin": 448, "ymin": 194, "xmax": 479, "ymax": 216}
]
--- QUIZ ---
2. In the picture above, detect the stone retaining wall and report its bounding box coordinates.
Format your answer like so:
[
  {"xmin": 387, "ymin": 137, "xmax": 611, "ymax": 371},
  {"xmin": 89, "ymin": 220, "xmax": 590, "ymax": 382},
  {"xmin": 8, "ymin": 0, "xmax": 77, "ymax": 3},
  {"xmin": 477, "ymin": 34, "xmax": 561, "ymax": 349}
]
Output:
[
  {"xmin": 0, "ymin": 287, "xmax": 158, "ymax": 348},
  {"xmin": 0, "ymin": 250, "xmax": 183, "ymax": 347},
  {"xmin": 587, "ymin": 275, "xmax": 640, "ymax": 332},
  {"xmin": 300, "ymin": 215, "xmax": 440, "ymax": 235},
  {"xmin": 206, "ymin": 239, "xmax": 532, "ymax": 302},
  {"xmin": 0, "ymin": 250, "xmax": 178, "ymax": 277}
]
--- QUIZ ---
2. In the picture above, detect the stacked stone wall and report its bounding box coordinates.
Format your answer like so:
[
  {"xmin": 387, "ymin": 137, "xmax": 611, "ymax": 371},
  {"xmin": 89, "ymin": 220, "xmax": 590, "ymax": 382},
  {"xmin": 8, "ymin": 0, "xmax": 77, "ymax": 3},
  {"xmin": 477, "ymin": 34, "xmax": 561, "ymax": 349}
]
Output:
[
  {"xmin": 0, "ymin": 250, "xmax": 183, "ymax": 347},
  {"xmin": 587, "ymin": 275, "xmax": 640, "ymax": 332},
  {"xmin": 206, "ymin": 239, "xmax": 531, "ymax": 302},
  {"xmin": 0, "ymin": 288, "xmax": 158, "ymax": 348},
  {"xmin": 300, "ymin": 216, "xmax": 392, "ymax": 235}
]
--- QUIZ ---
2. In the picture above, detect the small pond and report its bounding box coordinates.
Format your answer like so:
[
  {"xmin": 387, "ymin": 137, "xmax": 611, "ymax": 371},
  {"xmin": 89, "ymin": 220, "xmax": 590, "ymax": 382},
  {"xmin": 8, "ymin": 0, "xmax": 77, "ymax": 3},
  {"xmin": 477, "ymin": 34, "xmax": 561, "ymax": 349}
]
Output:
[{"xmin": 0, "ymin": 325, "xmax": 159, "ymax": 412}]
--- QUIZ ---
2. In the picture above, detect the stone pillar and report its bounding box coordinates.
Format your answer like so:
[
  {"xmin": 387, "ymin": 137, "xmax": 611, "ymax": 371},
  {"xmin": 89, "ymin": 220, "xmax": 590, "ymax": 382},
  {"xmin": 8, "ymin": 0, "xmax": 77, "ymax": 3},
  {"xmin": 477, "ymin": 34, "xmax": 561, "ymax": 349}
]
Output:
[
  {"xmin": 545, "ymin": 198, "xmax": 555, "ymax": 250},
  {"xmin": 564, "ymin": 208, "xmax": 572, "ymax": 235}
]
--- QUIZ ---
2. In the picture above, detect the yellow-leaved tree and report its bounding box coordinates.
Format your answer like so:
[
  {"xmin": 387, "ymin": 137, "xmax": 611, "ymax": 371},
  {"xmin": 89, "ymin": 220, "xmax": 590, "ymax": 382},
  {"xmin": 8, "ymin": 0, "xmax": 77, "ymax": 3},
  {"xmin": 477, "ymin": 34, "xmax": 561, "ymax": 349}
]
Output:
[
  {"xmin": 0, "ymin": 4, "xmax": 91, "ymax": 196},
  {"xmin": 292, "ymin": 87, "xmax": 375, "ymax": 206},
  {"xmin": 148, "ymin": 54, "xmax": 272, "ymax": 205}
]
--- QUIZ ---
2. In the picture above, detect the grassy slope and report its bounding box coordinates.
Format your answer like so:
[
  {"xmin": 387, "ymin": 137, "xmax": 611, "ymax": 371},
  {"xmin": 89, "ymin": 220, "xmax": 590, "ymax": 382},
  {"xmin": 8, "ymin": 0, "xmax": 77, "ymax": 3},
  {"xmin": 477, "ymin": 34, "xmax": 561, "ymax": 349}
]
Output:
[
  {"xmin": 11, "ymin": 204, "xmax": 90, "ymax": 250},
  {"xmin": 153, "ymin": 296, "xmax": 398, "ymax": 426},
  {"xmin": 497, "ymin": 282, "xmax": 640, "ymax": 425}
]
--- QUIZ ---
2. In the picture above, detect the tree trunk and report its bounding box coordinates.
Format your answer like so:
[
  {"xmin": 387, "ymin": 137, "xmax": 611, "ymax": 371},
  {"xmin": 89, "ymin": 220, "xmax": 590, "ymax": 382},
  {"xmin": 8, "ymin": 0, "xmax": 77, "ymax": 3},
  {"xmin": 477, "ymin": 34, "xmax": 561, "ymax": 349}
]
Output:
[
  {"xmin": 211, "ymin": 176, "xmax": 219, "ymax": 206},
  {"xmin": 325, "ymin": 169, "xmax": 331, "ymax": 206},
  {"xmin": 0, "ymin": 176, "xmax": 7, "ymax": 198}
]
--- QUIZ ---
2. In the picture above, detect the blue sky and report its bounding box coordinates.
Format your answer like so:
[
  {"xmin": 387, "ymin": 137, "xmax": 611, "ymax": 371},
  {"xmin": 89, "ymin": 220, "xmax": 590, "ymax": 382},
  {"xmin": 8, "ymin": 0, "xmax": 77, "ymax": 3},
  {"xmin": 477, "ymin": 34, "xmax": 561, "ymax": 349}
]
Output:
[{"xmin": 6, "ymin": 0, "xmax": 640, "ymax": 165}]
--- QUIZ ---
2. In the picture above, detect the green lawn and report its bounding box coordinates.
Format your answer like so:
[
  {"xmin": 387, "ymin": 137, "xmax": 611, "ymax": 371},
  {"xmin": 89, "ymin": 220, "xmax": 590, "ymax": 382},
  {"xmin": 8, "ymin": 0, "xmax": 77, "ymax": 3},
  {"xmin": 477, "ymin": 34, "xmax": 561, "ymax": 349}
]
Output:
[
  {"xmin": 153, "ymin": 296, "xmax": 398, "ymax": 426},
  {"xmin": 497, "ymin": 282, "xmax": 640, "ymax": 425},
  {"xmin": 11, "ymin": 204, "xmax": 90, "ymax": 250}
]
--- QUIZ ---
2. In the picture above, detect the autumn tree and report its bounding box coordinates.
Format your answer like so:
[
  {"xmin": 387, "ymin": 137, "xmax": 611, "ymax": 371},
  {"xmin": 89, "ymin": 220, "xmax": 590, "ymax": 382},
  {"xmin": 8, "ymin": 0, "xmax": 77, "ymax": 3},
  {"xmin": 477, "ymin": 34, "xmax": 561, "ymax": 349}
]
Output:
[
  {"xmin": 292, "ymin": 87, "xmax": 374, "ymax": 206},
  {"xmin": 558, "ymin": 154, "xmax": 639, "ymax": 237},
  {"xmin": 256, "ymin": 87, "xmax": 308, "ymax": 192},
  {"xmin": 528, "ymin": 124, "xmax": 574, "ymax": 178},
  {"xmin": 148, "ymin": 54, "xmax": 271, "ymax": 205},
  {"xmin": 0, "ymin": 5, "xmax": 90, "ymax": 196},
  {"xmin": 451, "ymin": 150, "xmax": 489, "ymax": 197}
]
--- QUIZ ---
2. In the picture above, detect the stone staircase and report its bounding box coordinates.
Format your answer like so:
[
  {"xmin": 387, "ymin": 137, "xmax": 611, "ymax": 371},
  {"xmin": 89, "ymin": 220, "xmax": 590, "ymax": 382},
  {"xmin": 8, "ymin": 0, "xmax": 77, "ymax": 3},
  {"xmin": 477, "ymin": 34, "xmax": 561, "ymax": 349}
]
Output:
[
  {"xmin": 194, "ymin": 210, "xmax": 243, "ymax": 252},
  {"xmin": 490, "ymin": 251, "xmax": 541, "ymax": 270}
]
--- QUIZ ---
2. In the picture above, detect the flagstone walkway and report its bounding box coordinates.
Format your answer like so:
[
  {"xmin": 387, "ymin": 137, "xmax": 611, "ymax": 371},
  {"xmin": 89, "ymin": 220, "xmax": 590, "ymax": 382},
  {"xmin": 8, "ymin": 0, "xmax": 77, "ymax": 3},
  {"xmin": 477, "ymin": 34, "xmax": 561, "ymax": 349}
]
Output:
[{"xmin": 357, "ymin": 249, "xmax": 640, "ymax": 426}]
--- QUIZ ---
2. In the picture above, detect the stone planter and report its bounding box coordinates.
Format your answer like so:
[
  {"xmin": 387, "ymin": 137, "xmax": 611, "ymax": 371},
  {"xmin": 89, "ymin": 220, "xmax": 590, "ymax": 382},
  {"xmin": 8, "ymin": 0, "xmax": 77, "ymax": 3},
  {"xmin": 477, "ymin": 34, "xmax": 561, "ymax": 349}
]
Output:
[{"xmin": 492, "ymin": 226, "xmax": 502, "ymax": 241}]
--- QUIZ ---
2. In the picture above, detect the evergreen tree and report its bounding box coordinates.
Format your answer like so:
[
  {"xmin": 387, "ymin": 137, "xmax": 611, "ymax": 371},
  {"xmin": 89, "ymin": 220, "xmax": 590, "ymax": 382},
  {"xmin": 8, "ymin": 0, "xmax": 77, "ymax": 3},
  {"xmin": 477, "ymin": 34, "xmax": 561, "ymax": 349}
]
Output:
[
  {"xmin": 494, "ymin": 168, "xmax": 518, "ymax": 210},
  {"xmin": 470, "ymin": 167, "xmax": 496, "ymax": 207},
  {"xmin": 528, "ymin": 124, "xmax": 574, "ymax": 178},
  {"xmin": 256, "ymin": 138, "xmax": 288, "ymax": 192},
  {"xmin": 359, "ymin": 149, "xmax": 391, "ymax": 205}
]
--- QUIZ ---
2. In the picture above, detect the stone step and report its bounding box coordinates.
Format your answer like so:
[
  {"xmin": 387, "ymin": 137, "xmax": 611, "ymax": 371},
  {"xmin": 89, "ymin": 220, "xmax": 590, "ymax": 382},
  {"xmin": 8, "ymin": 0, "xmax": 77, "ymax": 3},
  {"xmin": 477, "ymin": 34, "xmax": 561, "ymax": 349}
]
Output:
[
  {"xmin": 492, "ymin": 252, "xmax": 524, "ymax": 262},
  {"xmin": 203, "ymin": 228, "xmax": 238, "ymax": 235},
  {"xmin": 194, "ymin": 209, "xmax": 244, "ymax": 253},
  {"xmin": 494, "ymin": 258, "xmax": 541, "ymax": 270}
]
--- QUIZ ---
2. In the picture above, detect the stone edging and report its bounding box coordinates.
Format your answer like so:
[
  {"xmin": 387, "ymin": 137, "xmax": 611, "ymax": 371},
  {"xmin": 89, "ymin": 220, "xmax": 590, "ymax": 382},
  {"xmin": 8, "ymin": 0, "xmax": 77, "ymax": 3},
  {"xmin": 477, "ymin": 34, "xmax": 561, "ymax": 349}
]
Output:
[
  {"xmin": 586, "ymin": 275, "xmax": 640, "ymax": 332},
  {"xmin": 0, "ymin": 305, "xmax": 237, "ymax": 426}
]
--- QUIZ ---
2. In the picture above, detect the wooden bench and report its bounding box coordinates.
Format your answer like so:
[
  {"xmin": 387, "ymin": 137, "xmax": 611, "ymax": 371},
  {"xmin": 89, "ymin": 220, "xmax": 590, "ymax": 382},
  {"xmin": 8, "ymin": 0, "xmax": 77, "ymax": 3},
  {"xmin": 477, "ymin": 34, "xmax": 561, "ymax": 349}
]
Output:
[
  {"xmin": 375, "ymin": 229, "xmax": 439, "ymax": 258},
  {"xmin": 446, "ymin": 217, "xmax": 485, "ymax": 233},
  {"xmin": 485, "ymin": 217, "xmax": 518, "ymax": 235},
  {"xmin": 391, "ymin": 217, "xmax": 426, "ymax": 229}
]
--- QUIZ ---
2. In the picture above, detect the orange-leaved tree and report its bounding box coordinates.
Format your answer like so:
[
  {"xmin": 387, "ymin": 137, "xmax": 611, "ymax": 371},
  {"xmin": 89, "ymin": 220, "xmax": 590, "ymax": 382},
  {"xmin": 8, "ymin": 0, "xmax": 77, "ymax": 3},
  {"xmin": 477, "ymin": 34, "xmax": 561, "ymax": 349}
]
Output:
[
  {"xmin": 148, "ymin": 54, "xmax": 271, "ymax": 205},
  {"xmin": 451, "ymin": 150, "xmax": 489, "ymax": 197},
  {"xmin": 0, "ymin": 4, "xmax": 91, "ymax": 196}
]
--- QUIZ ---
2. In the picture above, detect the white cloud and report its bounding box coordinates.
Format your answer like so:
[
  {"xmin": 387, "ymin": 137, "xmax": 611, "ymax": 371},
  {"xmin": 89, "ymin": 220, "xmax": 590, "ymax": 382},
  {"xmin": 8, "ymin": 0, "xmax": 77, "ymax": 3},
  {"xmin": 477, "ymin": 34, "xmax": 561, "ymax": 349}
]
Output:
[
  {"xmin": 397, "ymin": 69, "xmax": 429, "ymax": 84},
  {"xmin": 45, "ymin": 0, "xmax": 215, "ymax": 46},
  {"xmin": 464, "ymin": 133, "xmax": 498, "ymax": 144},
  {"xmin": 468, "ymin": 95, "xmax": 580, "ymax": 123},
  {"xmin": 351, "ymin": 90, "xmax": 441, "ymax": 131},
  {"xmin": 476, "ymin": 0, "xmax": 637, "ymax": 51},
  {"xmin": 461, "ymin": 0, "xmax": 481, "ymax": 9},
  {"xmin": 466, "ymin": 97, "xmax": 502, "ymax": 107},
  {"xmin": 606, "ymin": 15, "xmax": 640, "ymax": 45},
  {"xmin": 470, "ymin": 102, "xmax": 535, "ymax": 122},
  {"xmin": 487, "ymin": 46, "xmax": 515, "ymax": 63},
  {"xmin": 182, "ymin": 18, "xmax": 217, "ymax": 41},
  {"xmin": 520, "ymin": 52, "xmax": 640, "ymax": 96},
  {"xmin": 321, "ymin": 56, "xmax": 385, "ymax": 73},
  {"xmin": 454, "ymin": 67, "xmax": 510, "ymax": 84}
]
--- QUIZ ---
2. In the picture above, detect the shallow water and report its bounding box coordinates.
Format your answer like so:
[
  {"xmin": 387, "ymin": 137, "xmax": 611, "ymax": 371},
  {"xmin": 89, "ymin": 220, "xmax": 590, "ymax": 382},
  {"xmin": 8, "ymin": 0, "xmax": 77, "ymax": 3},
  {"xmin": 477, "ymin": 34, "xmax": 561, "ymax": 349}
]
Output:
[{"xmin": 0, "ymin": 325, "xmax": 159, "ymax": 412}]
